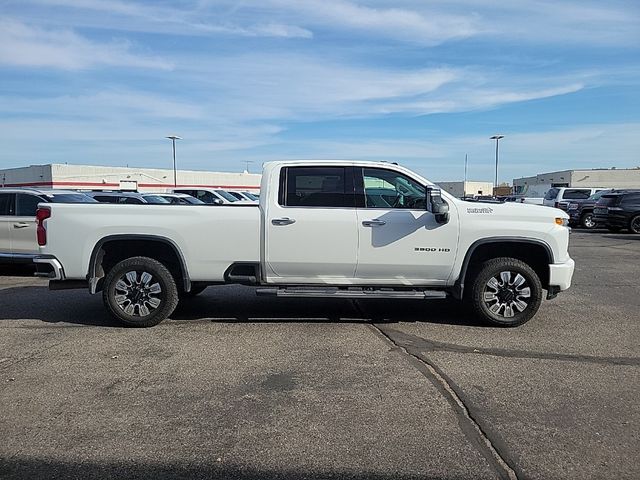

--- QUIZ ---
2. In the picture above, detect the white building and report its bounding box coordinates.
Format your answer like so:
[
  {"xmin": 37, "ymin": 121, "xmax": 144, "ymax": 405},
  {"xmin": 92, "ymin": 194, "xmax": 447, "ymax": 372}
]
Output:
[
  {"xmin": 437, "ymin": 181, "xmax": 494, "ymax": 198},
  {"xmin": 513, "ymin": 167, "xmax": 640, "ymax": 196},
  {"xmin": 0, "ymin": 164, "xmax": 261, "ymax": 193}
]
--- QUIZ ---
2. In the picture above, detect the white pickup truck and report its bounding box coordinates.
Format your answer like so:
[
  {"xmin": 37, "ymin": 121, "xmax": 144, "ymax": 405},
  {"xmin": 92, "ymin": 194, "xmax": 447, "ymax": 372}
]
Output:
[{"xmin": 34, "ymin": 161, "xmax": 575, "ymax": 328}]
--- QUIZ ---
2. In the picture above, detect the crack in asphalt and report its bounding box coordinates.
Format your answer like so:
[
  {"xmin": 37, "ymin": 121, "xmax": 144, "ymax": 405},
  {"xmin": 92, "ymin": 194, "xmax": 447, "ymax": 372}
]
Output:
[
  {"xmin": 368, "ymin": 323, "xmax": 519, "ymax": 480},
  {"xmin": 379, "ymin": 328, "xmax": 640, "ymax": 366}
]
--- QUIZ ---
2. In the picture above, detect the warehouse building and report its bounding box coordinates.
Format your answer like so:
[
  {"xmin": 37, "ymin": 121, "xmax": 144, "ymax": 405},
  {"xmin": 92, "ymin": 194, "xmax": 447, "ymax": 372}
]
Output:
[
  {"xmin": 0, "ymin": 164, "xmax": 261, "ymax": 193},
  {"xmin": 513, "ymin": 167, "xmax": 640, "ymax": 197},
  {"xmin": 437, "ymin": 181, "xmax": 494, "ymax": 198}
]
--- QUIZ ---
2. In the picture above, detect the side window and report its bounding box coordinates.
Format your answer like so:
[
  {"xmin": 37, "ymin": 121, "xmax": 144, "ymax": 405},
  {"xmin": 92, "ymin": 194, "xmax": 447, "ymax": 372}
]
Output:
[
  {"xmin": 124, "ymin": 197, "xmax": 144, "ymax": 204},
  {"xmin": 544, "ymin": 188, "xmax": 559, "ymax": 200},
  {"xmin": 622, "ymin": 194, "xmax": 640, "ymax": 205},
  {"xmin": 563, "ymin": 189, "xmax": 591, "ymax": 200},
  {"xmin": 362, "ymin": 168, "xmax": 425, "ymax": 209},
  {"xmin": 280, "ymin": 167, "xmax": 352, "ymax": 208},
  {"xmin": 16, "ymin": 194, "xmax": 43, "ymax": 216},
  {"xmin": 0, "ymin": 193, "xmax": 15, "ymax": 216},
  {"xmin": 197, "ymin": 191, "xmax": 216, "ymax": 203},
  {"xmin": 94, "ymin": 196, "xmax": 118, "ymax": 203}
]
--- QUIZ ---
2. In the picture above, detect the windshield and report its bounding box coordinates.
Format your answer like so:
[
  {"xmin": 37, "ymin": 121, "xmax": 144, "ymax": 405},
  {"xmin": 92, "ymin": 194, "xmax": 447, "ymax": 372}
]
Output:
[
  {"xmin": 242, "ymin": 191, "xmax": 259, "ymax": 201},
  {"xmin": 215, "ymin": 190, "xmax": 239, "ymax": 202},
  {"xmin": 143, "ymin": 195, "xmax": 171, "ymax": 204},
  {"xmin": 48, "ymin": 193, "xmax": 98, "ymax": 203},
  {"xmin": 589, "ymin": 190, "xmax": 610, "ymax": 200},
  {"xmin": 544, "ymin": 188, "xmax": 559, "ymax": 200}
]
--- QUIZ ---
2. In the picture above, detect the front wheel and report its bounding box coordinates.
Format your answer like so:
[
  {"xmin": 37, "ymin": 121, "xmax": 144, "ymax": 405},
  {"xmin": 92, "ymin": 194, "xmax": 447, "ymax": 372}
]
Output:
[
  {"xmin": 629, "ymin": 215, "xmax": 640, "ymax": 234},
  {"xmin": 581, "ymin": 212, "xmax": 596, "ymax": 229},
  {"xmin": 103, "ymin": 256, "xmax": 179, "ymax": 327},
  {"xmin": 467, "ymin": 257, "xmax": 543, "ymax": 327}
]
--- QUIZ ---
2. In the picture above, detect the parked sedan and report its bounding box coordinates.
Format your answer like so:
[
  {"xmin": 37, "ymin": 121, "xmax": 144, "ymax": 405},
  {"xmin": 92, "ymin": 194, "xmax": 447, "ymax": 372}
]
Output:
[
  {"xmin": 0, "ymin": 188, "xmax": 96, "ymax": 264},
  {"xmin": 593, "ymin": 191, "xmax": 640, "ymax": 233}
]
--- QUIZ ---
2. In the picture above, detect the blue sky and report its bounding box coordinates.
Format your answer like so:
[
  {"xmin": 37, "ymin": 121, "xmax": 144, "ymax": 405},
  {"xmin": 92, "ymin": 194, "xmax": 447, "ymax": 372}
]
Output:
[{"xmin": 1, "ymin": 0, "xmax": 639, "ymax": 183}]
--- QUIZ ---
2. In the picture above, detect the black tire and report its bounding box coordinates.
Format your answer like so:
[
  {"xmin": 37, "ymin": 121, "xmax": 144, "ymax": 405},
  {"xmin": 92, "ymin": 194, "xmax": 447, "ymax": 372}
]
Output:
[
  {"xmin": 467, "ymin": 257, "xmax": 543, "ymax": 327},
  {"xmin": 102, "ymin": 256, "xmax": 179, "ymax": 327},
  {"xmin": 629, "ymin": 215, "xmax": 640, "ymax": 234},
  {"xmin": 580, "ymin": 212, "xmax": 596, "ymax": 229},
  {"xmin": 607, "ymin": 226, "xmax": 621, "ymax": 233},
  {"xmin": 180, "ymin": 284, "xmax": 207, "ymax": 298}
]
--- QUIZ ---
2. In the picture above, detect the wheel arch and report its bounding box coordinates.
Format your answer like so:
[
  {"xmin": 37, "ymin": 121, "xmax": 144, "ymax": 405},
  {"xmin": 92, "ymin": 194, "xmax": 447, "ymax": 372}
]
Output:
[
  {"xmin": 87, "ymin": 234, "xmax": 191, "ymax": 294},
  {"xmin": 453, "ymin": 238, "xmax": 554, "ymax": 298}
]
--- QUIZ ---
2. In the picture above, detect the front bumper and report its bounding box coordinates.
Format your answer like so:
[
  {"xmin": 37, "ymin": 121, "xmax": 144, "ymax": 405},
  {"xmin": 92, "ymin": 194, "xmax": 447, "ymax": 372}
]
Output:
[{"xmin": 549, "ymin": 258, "xmax": 575, "ymax": 291}]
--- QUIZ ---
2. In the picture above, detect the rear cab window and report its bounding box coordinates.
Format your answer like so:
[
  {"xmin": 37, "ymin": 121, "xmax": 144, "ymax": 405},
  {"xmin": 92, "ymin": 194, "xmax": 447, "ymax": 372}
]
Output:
[{"xmin": 279, "ymin": 166, "xmax": 354, "ymax": 208}]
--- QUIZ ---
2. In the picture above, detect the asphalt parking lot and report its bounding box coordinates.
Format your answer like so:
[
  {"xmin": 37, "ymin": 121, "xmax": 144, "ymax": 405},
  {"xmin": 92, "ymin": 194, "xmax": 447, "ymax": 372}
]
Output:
[{"xmin": 1, "ymin": 230, "xmax": 638, "ymax": 480}]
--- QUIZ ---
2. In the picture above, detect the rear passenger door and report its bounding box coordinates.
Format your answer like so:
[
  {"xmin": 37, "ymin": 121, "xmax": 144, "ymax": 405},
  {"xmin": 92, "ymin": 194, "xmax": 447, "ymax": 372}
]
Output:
[
  {"xmin": 11, "ymin": 193, "xmax": 42, "ymax": 255},
  {"xmin": 264, "ymin": 166, "xmax": 358, "ymax": 281},
  {"xmin": 0, "ymin": 193, "xmax": 15, "ymax": 257}
]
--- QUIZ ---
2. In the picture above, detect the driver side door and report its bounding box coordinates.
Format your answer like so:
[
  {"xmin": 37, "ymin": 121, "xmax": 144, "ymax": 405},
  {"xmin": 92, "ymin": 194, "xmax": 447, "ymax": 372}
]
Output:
[{"xmin": 355, "ymin": 167, "xmax": 457, "ymax": 285}]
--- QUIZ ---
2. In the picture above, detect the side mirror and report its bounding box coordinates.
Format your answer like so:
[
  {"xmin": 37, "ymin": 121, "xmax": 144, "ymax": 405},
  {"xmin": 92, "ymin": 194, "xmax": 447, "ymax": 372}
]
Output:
[
  {"xmin": 212, "ymin": 198, "xmax": 224, "ymax": 205},
  {"xmin": 426, "ymin": 187, "xmax": 450, "ymax": 224}
]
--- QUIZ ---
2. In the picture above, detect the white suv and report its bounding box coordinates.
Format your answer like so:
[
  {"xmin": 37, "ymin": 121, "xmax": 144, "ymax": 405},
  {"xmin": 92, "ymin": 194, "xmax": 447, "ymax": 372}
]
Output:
[{"xmin": 543, "ymin": 187, "xmax": 606, "ymax": 208}]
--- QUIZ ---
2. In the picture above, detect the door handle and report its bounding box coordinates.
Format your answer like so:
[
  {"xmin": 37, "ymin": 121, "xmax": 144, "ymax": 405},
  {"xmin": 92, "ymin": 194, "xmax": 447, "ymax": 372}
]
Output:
[
  {"xmin": 362, "ymin": 219, "xmax": 386, "ymax": 227},
  {"xmin": 271, "ymin": 217, "xmax": 296, "ymax": 226},
  {"xmin": 13, "ymin": 223, "xmax": 30, "ymax": 229}
]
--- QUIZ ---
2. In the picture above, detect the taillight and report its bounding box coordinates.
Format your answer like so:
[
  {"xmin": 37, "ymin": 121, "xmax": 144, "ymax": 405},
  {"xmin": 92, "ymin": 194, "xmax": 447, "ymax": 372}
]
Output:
[{"xmin": 36, "ymin": 207, "xmax": 51, "ymax": 246}]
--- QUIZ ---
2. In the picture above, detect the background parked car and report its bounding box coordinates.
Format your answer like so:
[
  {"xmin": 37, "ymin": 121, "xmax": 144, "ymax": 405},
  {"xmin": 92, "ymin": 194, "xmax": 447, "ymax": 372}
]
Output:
[
  {"xmin": 84, "ymin": 191, "xmax": 152, "ymax": 204},
  {"xmin": 593, "ymin": 191, "xmax": 640, "ymax": 234},
  {"xmin": 142, "ymin": 193, "xmax": 205, "ymax": 205},
  {"xmin": 564, "ymin": 189, "xmax": 635, "ymax": 229},
  {"xmin": 173, "ymin": 188, "xmax": 242, "ymax": 205},
  {"xmin": 0, "ymin": 188, "xmax": 96, "ymax": 264},
  {"xmin": 543, "ymin": 187, "xmax": 606, "ymax": 208},
  {"xmin": 225, "ymin": 190, "xmax": 259, "ymax": 203}
]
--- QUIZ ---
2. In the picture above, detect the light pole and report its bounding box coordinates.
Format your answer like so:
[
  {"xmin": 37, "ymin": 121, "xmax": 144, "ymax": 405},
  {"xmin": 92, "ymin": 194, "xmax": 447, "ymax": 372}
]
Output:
[
  {"xmin": 166, "ymin": 135, "xmax": 182, "ymax": 187},
  {"xmin": 490, "ymin": 135, "xmax": 504, "ymax": 190}
]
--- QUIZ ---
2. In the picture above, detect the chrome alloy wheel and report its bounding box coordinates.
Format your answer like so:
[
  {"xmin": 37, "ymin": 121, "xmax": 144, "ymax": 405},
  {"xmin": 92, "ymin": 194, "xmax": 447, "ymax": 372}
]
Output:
[
  {"xmin": 114, "ymin": 271, "xmax": 162, "ymax": 317},
  {"xmin": 482, "ymin": 271, "xmax": 531, "ymax": 318},
  {"xmin": 631, "ymin": 216, "xmax": 640, "ymax": 234},
  {"xmin": 583, "ymin": 214, "xmax": 596, "ymax": 228}
]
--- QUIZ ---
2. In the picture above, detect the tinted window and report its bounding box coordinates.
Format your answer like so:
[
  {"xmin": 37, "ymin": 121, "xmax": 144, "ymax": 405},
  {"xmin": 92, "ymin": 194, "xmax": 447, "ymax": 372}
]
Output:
[
  {"xmin": 195, "ymin": 191, "xmax": 218, "ymax": 203},
  {"xmin": 589, "ymin": 190, "xmax": 611, "ymax": 201},
  {"xmin": 124, "ymin": 197, "xmax": 145, "ymax": 204},
  {"xmin": 227, "ymin": 191, "xmax": 244, "ymax": 200},
  {"xmin": 562, "ymin": 189, "xmax": 591, "ymax": 200},
  {"xmin": 0, "ymin": 193, "xmax": 14, "ymax": 216},
  {"xmin": 93, "ymin": 196, "xmax": 119, "ymax": 203},
  {"xmin": 362, "ymin": 168, "xmax": 425, "ymax": 209},
  {"xmin": 281, "ymin": 167, "xmax": 351, "ymax": 208},
  {"xmin": 622, "ymin": 194, "xmax": 640, "ymax": 204},
  {"xmin": 544, "ymin": 188, "xmax": 560, "ymax": 200},
  {"xmin": 16, "ymin": 193, "xmax": 45, "ymax": 216}
]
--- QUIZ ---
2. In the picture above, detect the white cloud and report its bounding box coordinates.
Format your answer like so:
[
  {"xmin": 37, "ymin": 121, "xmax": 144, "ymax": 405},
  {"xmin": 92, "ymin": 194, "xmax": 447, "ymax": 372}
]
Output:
[{"xmin": 0, "ymin": 19, "xmax": 172, "ymax": 70}]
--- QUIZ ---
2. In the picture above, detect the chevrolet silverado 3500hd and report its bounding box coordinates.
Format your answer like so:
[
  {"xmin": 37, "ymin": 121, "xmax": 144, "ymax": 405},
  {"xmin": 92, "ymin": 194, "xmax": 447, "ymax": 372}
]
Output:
[{"xmin": 34, "ymin": 161, "xmax": 575, "ymax": 327}]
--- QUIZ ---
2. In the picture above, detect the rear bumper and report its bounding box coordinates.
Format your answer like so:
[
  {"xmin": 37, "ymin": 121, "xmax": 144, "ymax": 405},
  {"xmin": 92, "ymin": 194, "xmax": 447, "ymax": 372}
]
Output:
[
  {"xmin": 549, "ymin": 258, "xmax": 575, "ymax": 291},
  {"xmin": 33, "ymin": 256, "xmax": 65, "ymax": 280}
]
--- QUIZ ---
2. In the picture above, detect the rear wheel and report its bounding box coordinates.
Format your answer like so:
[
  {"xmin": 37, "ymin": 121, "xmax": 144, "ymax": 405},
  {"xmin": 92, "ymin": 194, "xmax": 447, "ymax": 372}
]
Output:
[
  {"xmin": 468, "ymin": 257, "xmax": 543, "ymax": 327},
  {"xmin": 581, "ymin": 212, "xmax": 596, "ymax": 229},
  {"xmin": 103, "ymin": 256, "xmax": 179, "ymax": 327},
  {"xmin": 630, "ymin": 215, "xmax": 640, "ymax": 234}
]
